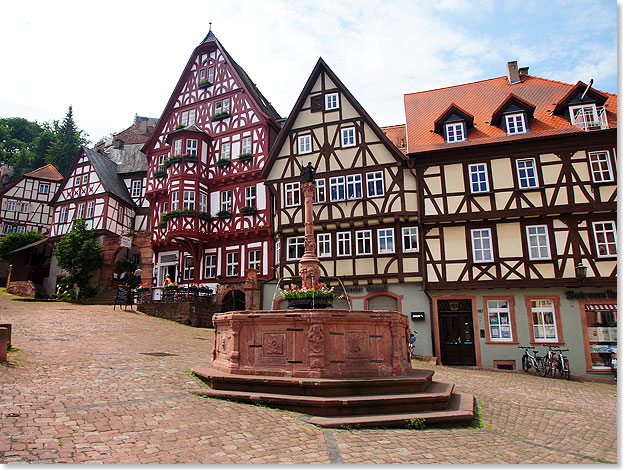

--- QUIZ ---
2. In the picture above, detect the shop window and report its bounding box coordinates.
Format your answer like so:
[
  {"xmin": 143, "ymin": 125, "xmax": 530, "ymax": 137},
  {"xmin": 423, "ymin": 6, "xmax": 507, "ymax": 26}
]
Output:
[{"xmin": 581, "ymin": 302, "xmax": 617, "ymax": 372}]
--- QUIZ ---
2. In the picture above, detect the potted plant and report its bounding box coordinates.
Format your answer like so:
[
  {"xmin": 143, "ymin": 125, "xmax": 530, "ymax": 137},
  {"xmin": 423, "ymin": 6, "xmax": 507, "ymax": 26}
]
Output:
[
  {"xmin": 198, "ymin": 78, "xmax": 212, "ymax": 88},
  {"xmin": 280, "ymin": 284, "xmax": 336, "ymax": 309},
  {"xmin": 217, "ymin": 158, "xmax": 231, "ymax": 167},
  {"xmin": 175, "ymin": 123, "xmax": 185, "ymax": 130},
  {"xmin": 238, "ymin": 153, "xmax": 253, "ymax": 163},
  {"xmin": 216, "ymin": 209, "xmax": 232, "ymax": 218},
  {"xmin": 240, "ymin": 206, "xmax": 257, "ymax": 215}
]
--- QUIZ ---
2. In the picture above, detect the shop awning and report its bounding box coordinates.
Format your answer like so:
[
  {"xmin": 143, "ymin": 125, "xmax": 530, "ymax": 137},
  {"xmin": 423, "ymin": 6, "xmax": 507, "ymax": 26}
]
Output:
[{"xmin": 585, "ymin": 304, "xmax": 617, "ymax": 311}]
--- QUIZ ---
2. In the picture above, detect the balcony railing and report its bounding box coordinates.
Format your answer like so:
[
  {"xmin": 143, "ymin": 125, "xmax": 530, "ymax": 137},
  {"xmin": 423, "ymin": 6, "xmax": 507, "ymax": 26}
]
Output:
[{"xmin": 571, "ymin": 106, "xmax": 609, "ymax": 131}]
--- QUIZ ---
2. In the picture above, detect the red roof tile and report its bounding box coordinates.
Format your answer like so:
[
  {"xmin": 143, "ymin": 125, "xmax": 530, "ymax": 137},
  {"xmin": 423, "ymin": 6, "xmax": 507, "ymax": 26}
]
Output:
[
  {"xmin": 381, "ymin": 124, "xmax": 407, "ymax": 154},
  {"xmin": 404, "ymin": 74, "xmax": 617, "ymax": 153},
  {"xmin": 24, "ymin": 164, "xmax": 63, "ymax": 181}
]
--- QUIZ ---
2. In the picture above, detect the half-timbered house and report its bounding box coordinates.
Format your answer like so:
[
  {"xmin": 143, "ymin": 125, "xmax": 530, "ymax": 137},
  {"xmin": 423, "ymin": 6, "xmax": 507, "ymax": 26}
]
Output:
[
  {"xmin": 405, "ymin": 61, "xmax": 617, "ymax": 377},
  {"xmin": 142, "ymin": 30, "xmax": 281, "ymax": 306},
  {"xmin": 261, "ymin": 58, "xmax": 429, "ymax": 348}
]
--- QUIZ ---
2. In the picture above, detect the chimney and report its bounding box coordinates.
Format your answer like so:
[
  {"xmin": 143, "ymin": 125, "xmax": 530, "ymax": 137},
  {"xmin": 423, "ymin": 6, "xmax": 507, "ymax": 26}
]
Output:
[
  {"xmin": 507, "ymin": 61, "xmax": 521, "ymax": 85},
  {"xmin": 139, "ymin": 116, "xmax": 149, "ymax": 135},
  {"xmin": 519, "ymin": 66, "xmax": 529, "ymax": 75}
]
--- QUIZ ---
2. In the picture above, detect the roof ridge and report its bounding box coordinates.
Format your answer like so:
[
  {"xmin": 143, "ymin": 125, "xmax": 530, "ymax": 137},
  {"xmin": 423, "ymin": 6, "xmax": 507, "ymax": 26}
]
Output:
[{"xmin": 405, "ymin": 75, "xmax": 508, "ymax": 96}]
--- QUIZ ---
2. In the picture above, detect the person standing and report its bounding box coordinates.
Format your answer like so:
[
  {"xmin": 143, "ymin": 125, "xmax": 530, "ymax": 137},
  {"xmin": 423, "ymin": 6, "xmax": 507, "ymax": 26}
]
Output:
[{"xmin": 134, "ymin": 266, "xmax": 143, "ymax": 288}]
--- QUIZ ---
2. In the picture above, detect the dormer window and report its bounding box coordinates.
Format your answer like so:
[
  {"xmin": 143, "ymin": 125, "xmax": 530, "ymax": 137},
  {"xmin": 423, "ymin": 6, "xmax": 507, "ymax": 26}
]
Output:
[
  {"xmin": 569, "ymin": 104, "xmax": 607, "ymax": 131},
  {"xmin": 553, "ymin": 81, "xmax": 610, "ymax": 131},
  {"xmin": 505, "ymin": 113, "xmax": 526, "ymax": 135},
  {"xmin": 491, "ymin": 94, "xmax": 535, "ymax": 136},
  {"xmin": 445, "ymin": 122, "xmax": 465, "ymax": 143},
  {"xmin": 434, "ymin": 104, "xmax": 473, "ymax": 144}
]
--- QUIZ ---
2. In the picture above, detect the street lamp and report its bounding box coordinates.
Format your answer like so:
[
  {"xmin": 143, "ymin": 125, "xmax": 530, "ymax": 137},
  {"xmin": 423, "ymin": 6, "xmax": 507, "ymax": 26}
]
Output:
[{"xmin": 575, "ymin": 262, "xmax": 587, "ymax": 287}]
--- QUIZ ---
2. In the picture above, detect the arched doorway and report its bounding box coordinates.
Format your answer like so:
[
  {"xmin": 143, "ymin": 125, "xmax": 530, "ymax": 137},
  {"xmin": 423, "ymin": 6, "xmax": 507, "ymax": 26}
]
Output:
[{"xmin": 221, "ymin": 289, "xmax": 246, "ymax": 312}]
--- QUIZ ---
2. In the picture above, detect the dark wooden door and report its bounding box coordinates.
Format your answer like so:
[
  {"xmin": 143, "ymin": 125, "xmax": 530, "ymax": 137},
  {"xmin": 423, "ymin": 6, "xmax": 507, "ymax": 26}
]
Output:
[
  {"xmin": 438, "ymin": 300, "xmax": 476, "ymax": 366},
  {"xmin": 221, "ymin": 290, "xmax": 246, "ymax": 312}
]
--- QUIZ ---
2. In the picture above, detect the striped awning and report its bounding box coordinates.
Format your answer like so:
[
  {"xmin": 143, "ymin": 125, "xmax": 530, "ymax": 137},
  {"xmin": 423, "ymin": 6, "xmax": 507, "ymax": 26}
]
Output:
[{"xmin": 585, "ymin": 304, "xmax": 617, "ymax": 311}]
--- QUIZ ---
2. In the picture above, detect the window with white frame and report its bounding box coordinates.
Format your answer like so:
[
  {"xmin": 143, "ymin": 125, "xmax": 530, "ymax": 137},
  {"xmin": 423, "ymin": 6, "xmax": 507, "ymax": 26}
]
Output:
[
  {"xmin": 199, "ymin": 68, "xmax": 206, "ymax": 83},
  {"xmin": 445, "ymin": 122, "xmax": 465, "ymax": 143},
  {"xmin": 215, "ymin": 101, "xmax": 222, "ymax": 114},
  {"xmin": 60, "ymin": 206, "xmax": 68, "ymax": 223},
  {"xmin": 593, "ymin": 221, "xmax": 617, "ymax": 257},
  {"xmin": 38, "ymin": 183, "xmax": 50, "ymax": 194},
  {"xmin": 471, "ymin": 228, "xmax": 494, "ymax": 263},
  {"xmin": 19, "ymin": 202, "xmax": 28, "ymax": 213},
  {"xmin": 86, "ymin": 201, "xmax": 94, "ymax": 219},
  {"xmin": 588, "ymin": 151, "xmax": 614, "ymax": 183},
  {"xmin": 275, "ymin": 239, "xmax": 280, "ymax": 265},
  {"xmin": 341, "ymin": 127, "xmax": 355, "ymax": 147},
  {"xmin": 402, "ymin": 227, "xmax": 419, "ymax": 252},
  {"xmin": 183, "ymin": 190, "xmax": 195, "ymax": 210},
  {"xmin": 244, "ymin": 185, "xmax": 256, "ymax": 208},
  {"xmin": 346, "ymin": 174, "xmax": 362, "ymax": 199},
  {"xmin": 204, "ymin": 254, "xmax": 216, "ymax": 278},
  {"xmin": 226, "ymin": 252, "xmax": 239, "ymax": 277},
  {"xmin": 241, "ymin": 137, "xmax": 252, "ymax": 154},
  {"xmin": 248, "ymin": 250, "xmax": 261, "ymax": 271},
  {"xmin": 199, "ymin": 193, "xmax": 208, "ymax": 213},
  {"xmin": 181, "ymin": 111, "xmax": 189, "ymax": 126},
  {"xmin": 131, "ymin": 180, "xmax": 142, "ymax": 198},
  {"xmin": 188, "ymin": 109, "xmax": 196, "ymax": 126},
  {"xmin": 16, "ymin": 226, "xmax": 25, "ymax": 233},
  {"xmin": 325, "ymin": 93, "xmax": 339, "ymax": 110},
  {"xmin": 298, "ymin": 135, "xmax": 312, "ymax": 154},
  {"xmin": 531, "ymin": 299, "xmax": 558, "ymax": 341},
  {"xmin": 366, "ymin": 171, "xmax": 384, "ymax": 197},
  {"xmin": 317, "ymin": 233, "xmax": 331, "ymax": 257},
  {"xmin": 3, "ymin": 225, "xmax": 14, "ymax": 233},
  {"xmin": 516, "ymin": 158, "xmax": 538, "ymax": 189},
  {"xmin": 330, "ymin": 176, "xmax": 345, "ymax": 201},
  {"xmin": 187, "ymin": 139, "xmax": 198, "ymax": 156},
  {"xmin": 174, "ymin": 139, "xmax": 182, "ymax": 155},
  {"xmin": 223, "ymin": 98, "xmax": 230, "ymax": 113},
  {"xmin": 287, "ymin": 236, "xmax": 305, "ymax": 260},
  {"xmin": 378, "ymin": 228, "xmax": 395, "ymax": 254},
  {"xmin": 221, "ymin": 190, "xmax": 232, "ymax": 212},
  {"xmin": 337, "ymin": 232, "xmax": 351, "ymax": 256},
  {"xmin": 77, "ymin": 203, "xmax": 85, "ymax": 220},
  {"xmin": 163, "ymin": 202, "xmax": 168, "ymax": 212},
  {"xmin": 526, "ymin": 225, "xmax": 551, "ymax": 260},
  {"xmin": 285, "ymin": 182, "xmax": 300, "ymax": 207},
  {"xmin": 74, "ymin": 176, "xmax": 81, "ymax": 186},
  {"xmin": 314, "ymin": 178, "xmax": 326, "ymax": 203},
  {"xmin": 208, "ymin": 66, "xmax": 215, "ymax": 83},
  {"xmin": 171, "ymin": 191, "xmax": 179, "ymax": 210},
  {"xmin": 6, "ymin": 200, "xmax": 15, "ymax": 212},
  {"xmin": 570, "ymin": 104, "xmax": 598, "ymax": 128},
  {"xmin": 505, "ymin": 113, "xmax": 526, "ymax": 135},
  {"xmin": 158, "ymin": 154, "xmax": 166, "ymax": 170},
  {"xmin": 469, "ymin": 163, "xmax": 489, "ymax": 193},
  {"xmin": 356, "ymin": 230, "xmax": 372, "ymax": 255},
  {"xmin": 183, "ymin": 256, "xmax": 194, "ymax": 281},
  {"xmin": 487, "ymin": 300, "xmax": 513, "ymax": 341},
  {"xmin": 221, "ymin": 142, "xmax": 231, "ymax": 159}
]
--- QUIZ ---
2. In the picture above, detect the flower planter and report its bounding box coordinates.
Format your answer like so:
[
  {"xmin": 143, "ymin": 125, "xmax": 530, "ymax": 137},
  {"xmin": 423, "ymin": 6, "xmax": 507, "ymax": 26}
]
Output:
[
  {"xmin": 154, "ymin": 170, "xmax": 166, "ymax": 178},
  {"xmin": 211, "ymin": 111, "xmax": 230, "ymax": 121},
  {"xmin": 217, "ymin": 159, "xmax": 231, "ymax": 167},
  {"xmin": 198, "ymin": 80, "xmax": 212, "ymax": 89},
  {"xmin": 238, "ymin": 153, "xmax": 253, "ymax": 163},
  {"xmin": 198, "ymin": 212, "xmax": 212, "ymax": 221},
  {"xmin": 184, "ymin": 155, "xmax": 199, "ymax": 163},
  {"xmin": 240, "ymin": 207, "xmax": 257, "ymax": 215},
  {"xmin": 287, "ymin": 298, "xmax": 333, "ymax": 309},
  {"xmin": 217, "ymin": 211, "xmax": 232, "ymax": 218}
]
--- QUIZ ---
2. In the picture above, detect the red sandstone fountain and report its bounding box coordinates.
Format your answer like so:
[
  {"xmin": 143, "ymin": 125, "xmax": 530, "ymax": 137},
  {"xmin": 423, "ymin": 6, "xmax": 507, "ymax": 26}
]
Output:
[{"xmin": 191, "ymin": 164, "xmax": 474, "ymax": 428}]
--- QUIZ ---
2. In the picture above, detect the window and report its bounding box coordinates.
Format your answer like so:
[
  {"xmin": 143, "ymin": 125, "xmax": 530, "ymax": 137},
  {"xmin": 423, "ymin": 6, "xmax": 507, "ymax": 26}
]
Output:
[
  {"xmin": 207, "ymin": 66, "xmax": 214, "ymax": 83},
  {"xmin": 356, "ymin": 230, "xmax": 372, "ymax": 255},
  {"xmin": 570, "ymin": 104, "xmax": 600, "ymax": 129},
  {"xmin": 181, "ymin": 111, "xmax": 189, "ymax": 126},
  {"xmin": 199, "ymin": 69, "xmax": 206, "ymax": 83},
  {"xmin": 223, "ymin": 98, "xmax": 230, "ymax": 113},
  {"xmin": 330, "ymin": 176, "xmax": 345, "ymax": 201},
  {"xmin": 530, "ymin": 299, "xmax": 558, "ymax": 342},
  {"xmin": 204, "ymin": 255, "xmax": 216, "ymax": 278},
  {"xmin": 174, "ymin": 139, "xmax": 182, "ymax": 155},
  {"xmin": 38, "ymin": 183, "xmax": 50, "ymax": 194},
  {"xmin": 445, "ymin": 122, "xmax": 465, "ymax": 143},
  {"xmin": 346, "ymin": 174, "xmax": 362, "ymax": 199},
  {"xmin": 131, "ymin": 180, "xmax": 142, "ymax": 198},
  {"xmin": 186, "ymin": 139, "xmax": 198, "ymax": 156},
  {"xmin": 3, "ymin": 225, "xmax": 14, "ymax": 234},
  {"xmin": 471, "ymin": 228, "xmax": 494, "ymax": 263},
  {"xmin": 505, "ymin": 113, "xmax": 526, "ymax": 135},
  {"xmin": 325, "ymin": 93, "xmax": 339, "ymax": 110},
  {"xmin": 77, "ymin": 203, "xmax": 85, "ymax": 220},
  {"xmin": 314, "ymin": 178, "xmax": 326, "ymax": 203},
  {"xmin": 16, "ymin": 226, "xmax": 25, "ymax": 233},
  {"xmin": 468, "ymin": 163, "xmax": 489, "ymax": 193},
  {"xmin": 275, "ymin": 239, "xmax": 280, "ymax": 265},
  {"xmin": 402, "ymin": 227, "xmax": 419, "ymax": 252},
  {"xmin": 183, "ymin": 256, "xmax": 194, "ymax": 281},
  {"xmin": 188, "ymin": 109, "xmax": 196, "ymax": 126},
  {"xmin": 287, "ymin": 236, "xmax": 305, "ymax": 260},
  {"xmin": 19, "ymin": 202, "xmax": 28, "ymax": 213},
  {"xmin": 249, "ymin": 249, "xmax": 261, "ymax": 271},
  {"xmin": 158, "ymin": 154, "xmax": 166, "ymax": 170},
  {"xmin": 487, "ymin": 300, "xmax": 513, "ymax": 341},
  {"xmin": 526, "ymin": 225, "xmax": 551, "ymax": 260},
  {"xmin": 117, "ymin": 206, "xmax": 125, "ymax": 225},
  {"xmin": 341, "ymin": 127, "xmax": 355, "ymax": 147},
  {"xmin": 378, "ymin": 228, "xmax": 395, "ymax": 254},
  {"xmin": 82, "ymin": 174, "xmax": 88, "ymax": 185},
  {"xmin": 199, "ymin": 193, "xmax": 208, "ymax": 213},
  {"xmin": 337, "ymin": 232, "xmax": 351, "ymax": 256},
  {"xmin": 74, "ymin": 176, "xmax": 81, "ymax": 186},
  {"xmin": 86, "ymin": 201, "xmax": 94, "ymax": 219},
  {"xmin": 215, "ymin": 101, "xmax": 222, "ymax": 114},
  {"xmin": 221, "ymin": 142, "xmax": 231, "ymax": 159},
  {"xmin": 60, "ymin": 206, "xmax": 68, "ymax": 223},
  {"xmin": 298, "ymin": 135, "xmax": 311, "ymax": 154},
  {"xmin": 171, "ymin": 191, "xmax": 179, "ymax": 210},
  {"xmin": 516, "ymin": 158, "xmax": 538, "ymax": 189},
  {"xmin": 366, "ymin": 171, "xmax": 384, "ymax": 197},
  {"xmin": 6, "ymin": 200, "xmax": 15, "ymax": 212},
  {"xmin": 588, "ymin": 151, "xmax": 614, "ymax": 183},
  {"xmin": 244, "ymin": 185, "xmax": 256, "ymax": 208},
  {"xmin": 183, "ymin": 191, "xmax": 195, "ymax": 210},
  {"xmin": 317, "ymin": 233, "xmax": 331, "ymax": 257},
  {"xmin": 593, "ymin": 221, "xmax": 617, "ymax": 257},
  {"xmin": 285, "ymin": 182, "xmax": 300, "ymax": 207},
  {"xmin": 241, "ymin": 137, "xmax": 252, "ymax": 154},
  {"xmin": 221, "ymin": 190, "xmax": 232, "ymax": 212},
  {"xmin": 226, "ymin": 252, "xmax": 239, "ymax": 277}
]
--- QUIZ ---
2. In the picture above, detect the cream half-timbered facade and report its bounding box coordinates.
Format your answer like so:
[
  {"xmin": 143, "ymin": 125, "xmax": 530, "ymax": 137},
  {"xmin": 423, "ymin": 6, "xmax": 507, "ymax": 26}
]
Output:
[
  {"xmin": 143, "ymin": 31, "xmax": 280, "ymax": 291},
  {"xmin": 405, "ymin": 63, "xmax": 617, "ymax": 377},
  {"xmin": 0, "ymin": 164, "xmax": 63, "ymax": 234},
  {"xmin": 262, "ymin": 58, "xmax": 428, "ymax": 346}
]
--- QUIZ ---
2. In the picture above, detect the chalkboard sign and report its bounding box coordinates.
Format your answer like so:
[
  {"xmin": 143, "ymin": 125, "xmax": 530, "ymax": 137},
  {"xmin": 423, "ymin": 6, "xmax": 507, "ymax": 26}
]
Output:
[{"xmin": 114, "ymin": 286, "xmax": 132, "ymax": 310}]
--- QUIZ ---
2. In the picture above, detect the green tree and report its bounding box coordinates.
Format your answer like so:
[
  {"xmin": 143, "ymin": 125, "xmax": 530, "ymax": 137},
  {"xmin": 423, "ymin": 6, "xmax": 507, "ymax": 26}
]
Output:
[
  {"xmin": 0, "ymin": 230, "xmax": 46, "ymax": 262},
  {"xmin": 55, "ymin": 219, "xmax": 102, "ymax": 290},
  {"xmin": 45, "ymin": 106, "xmax": 88, "ymax": 175}
]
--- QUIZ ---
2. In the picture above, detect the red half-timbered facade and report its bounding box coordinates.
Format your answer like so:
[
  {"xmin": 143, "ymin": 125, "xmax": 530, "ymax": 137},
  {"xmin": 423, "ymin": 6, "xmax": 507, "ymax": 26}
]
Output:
[
  {"xmin": 142, "ymin": 31, "xmax": 281, "ymax": 289},
  {"xmin": 405, "ymin": 61, "xmax": 617, "ymax": 377}
]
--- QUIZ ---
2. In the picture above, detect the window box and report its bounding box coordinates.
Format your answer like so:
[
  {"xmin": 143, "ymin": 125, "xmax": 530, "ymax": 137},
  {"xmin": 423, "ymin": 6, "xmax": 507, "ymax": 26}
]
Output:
[
  {"xmin": 198, "ymin": 79, "xmax": 212, "ymax": 89},
  {"xmin": 217, "ymin": 158, "xmax": 231, "ymax": 167},
  {"xmin": 164, "ymin": 155, "xmax": 182, "ymax": 168},
  {"xmin": 161, "ymin": 208, "xmax": 198, "ymax": 221},
  {"xmin": 198, "ymin": 211, "xmax": 212, "ymax": 221},
  {"xmin": 240, "ymin": 206, "xmax": 257, "ymax": 215},
  {"xmin": 237, "ymin": 153, "xmax": 253, "ymax": 163},
  {"xmin": 216, "ymin": 210, "xmax": 232, "ymax": 218},
  {"xmin": 184, "ymin": 154, "xmax": 198, "ymax": 163},
  {"xmin": 153, "ymin": 170, "xmax": 166, "ymax": 178},
  {"xmin": 157, "ymin": 221, "xmax": 167, "ymax": 228},
  {"xmin": 211, "ymin": 111, "xmax": 230, "ymax": 121},
  {"xmin": 175, "ymin": 124, "xmax": 186, "ymax": 130},
  {"xmin": 287, "ymin": 298, "xmax": 332, "ymax": 309}
]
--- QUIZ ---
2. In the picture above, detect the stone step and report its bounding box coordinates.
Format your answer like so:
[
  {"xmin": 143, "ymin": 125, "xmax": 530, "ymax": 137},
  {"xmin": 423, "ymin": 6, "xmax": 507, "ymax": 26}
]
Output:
[
  {"xmin": 188, "ymin": 380, "xmax": 455, "ymax": 417},
  {"xmin": 193, "ymin": 367, "xmax": 434, "ymax": 396}
]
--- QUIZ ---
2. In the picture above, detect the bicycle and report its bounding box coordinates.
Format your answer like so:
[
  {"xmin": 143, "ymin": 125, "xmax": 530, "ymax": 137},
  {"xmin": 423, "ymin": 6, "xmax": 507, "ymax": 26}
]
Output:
[
  {"xmin": 541, "ymin": 345, "xmax": 560, "ymax": 378},
  {"xmin": 519, "ymin": 346, "xmax": 546, "ymax": 376},
  {"xmin": 549, "ymin": 348, "xmax": 571, "ymax": 380}
]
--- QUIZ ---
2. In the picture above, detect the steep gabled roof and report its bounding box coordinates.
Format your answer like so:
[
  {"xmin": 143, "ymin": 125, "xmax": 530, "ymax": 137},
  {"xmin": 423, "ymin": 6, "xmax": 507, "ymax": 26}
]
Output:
[
  {"xmin": 262, "ymin": 57, "xmax": 406, "ymax": 179},
  {"xmin": 404, "ymin": 74, "xmax": 617, "ymax": 154},
  {"xmin": 24, "ymin": 164, "xmax": 63, "ymax": 181}
]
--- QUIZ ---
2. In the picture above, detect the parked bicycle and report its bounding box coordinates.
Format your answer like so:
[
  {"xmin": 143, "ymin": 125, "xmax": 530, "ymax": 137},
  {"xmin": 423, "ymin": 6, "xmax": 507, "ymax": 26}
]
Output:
[
  {"xmin": 541, "ymin": 345, "xmax": 559, "ymax": 378},
  {"xmin": 519, "ymin": 346, "xmax": 546, "ymax": 376},
  {"xmin": 547, "ymin": 347, "xmax": 571, "ymax": 380}
]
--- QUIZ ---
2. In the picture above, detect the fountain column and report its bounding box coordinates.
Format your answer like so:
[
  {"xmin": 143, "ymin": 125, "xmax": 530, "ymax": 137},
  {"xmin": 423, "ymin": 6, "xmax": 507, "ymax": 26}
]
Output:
[{"xmin": 299, "ymin": 163, "xmax": 321, "ymax": 288}]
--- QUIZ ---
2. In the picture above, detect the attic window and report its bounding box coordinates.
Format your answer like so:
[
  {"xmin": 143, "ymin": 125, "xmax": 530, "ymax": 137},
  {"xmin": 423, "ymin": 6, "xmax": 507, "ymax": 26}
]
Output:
[
  {"xmin": 445, "ymin": 122, "xmax": 465, "ymax": 143},
  {"xmin": 569, "ymin": 104, "xmax": 608, "ymax": 131},
  {"xmin": 505, "ymin": 113, "xmax": 527, "ymax": 135},
  {"xmin": 325, "ymin": 93, "xmax": 339, "ymax": 111}
]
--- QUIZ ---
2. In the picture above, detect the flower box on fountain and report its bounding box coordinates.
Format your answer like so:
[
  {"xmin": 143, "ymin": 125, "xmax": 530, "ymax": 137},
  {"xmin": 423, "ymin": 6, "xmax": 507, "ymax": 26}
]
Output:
[{"xmin": 281, "ymin": 284, "xmax": 336, "ymax": 309}]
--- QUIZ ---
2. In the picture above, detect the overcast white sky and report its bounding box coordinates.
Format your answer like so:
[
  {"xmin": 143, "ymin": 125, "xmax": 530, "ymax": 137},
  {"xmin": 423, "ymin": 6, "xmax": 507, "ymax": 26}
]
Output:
[{"xmin": 0, "ymin": 0, "xmax": 617, "ymax": 144}]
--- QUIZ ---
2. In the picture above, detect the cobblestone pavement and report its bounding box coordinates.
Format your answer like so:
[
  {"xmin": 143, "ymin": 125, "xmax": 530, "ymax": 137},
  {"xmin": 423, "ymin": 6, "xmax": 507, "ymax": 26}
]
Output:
[{"xmin": 0, "ymin": 294, "xmax": 617, "ymax": 464}]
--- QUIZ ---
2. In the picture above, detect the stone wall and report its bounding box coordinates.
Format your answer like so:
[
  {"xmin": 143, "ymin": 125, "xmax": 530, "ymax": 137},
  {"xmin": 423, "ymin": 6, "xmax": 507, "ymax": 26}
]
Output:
[
  {"xmin": 137, "ymin": 302, "xmax": 219, "ymax": 328},
  {"xmin": 7, "ymin": 280, "xmax": 36, "ymax": 298}
]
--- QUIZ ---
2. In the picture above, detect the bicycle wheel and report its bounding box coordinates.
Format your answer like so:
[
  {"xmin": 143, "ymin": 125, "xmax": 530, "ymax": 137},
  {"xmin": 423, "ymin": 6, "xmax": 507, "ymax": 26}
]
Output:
[
  {"xmin": 522, "ymin": 355, "xmax": 531, "ymax": 373},
  {"xmin": 542, "ymin": 358, "xmax": 552, "ymax": 377},
  {"xmin": 562, "ymin": 359, "xmax": 570, "ymax": 380},
  {"xmin": 551, "ymin": 361, "xmax": 560, "ymax": 379}
]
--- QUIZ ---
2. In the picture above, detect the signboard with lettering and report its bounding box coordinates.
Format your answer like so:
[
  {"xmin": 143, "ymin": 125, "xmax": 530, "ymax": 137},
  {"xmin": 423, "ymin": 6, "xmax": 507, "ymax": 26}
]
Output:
[
  {"xmin": 114, "ymin": 286, "xmax": 132, "ymax": 310},
  {"xmin": 120, "ymin": 236, "xmax": 132, "ymax": 249},
  {"xmin": 411, "ymin": 312, "xmax": 425, "ymax": 321}
]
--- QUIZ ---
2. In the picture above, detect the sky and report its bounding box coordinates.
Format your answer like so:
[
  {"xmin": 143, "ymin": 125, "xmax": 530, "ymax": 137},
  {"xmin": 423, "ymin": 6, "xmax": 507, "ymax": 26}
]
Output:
[{"xmin": 0, "ymin": 0, "xmax": 617, "ymax": 144}]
